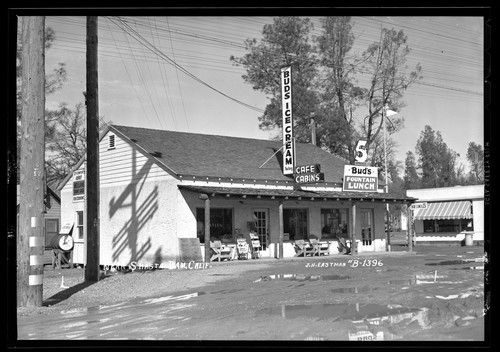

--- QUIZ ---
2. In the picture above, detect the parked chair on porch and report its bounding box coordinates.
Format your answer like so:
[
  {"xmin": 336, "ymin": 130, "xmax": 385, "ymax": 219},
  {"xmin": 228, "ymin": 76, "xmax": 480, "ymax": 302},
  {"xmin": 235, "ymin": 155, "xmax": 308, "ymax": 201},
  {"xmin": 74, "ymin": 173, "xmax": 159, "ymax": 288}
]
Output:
[
  {"xmin": 294, "ymin": 239, "xmax": 316, "ymax": 257},
  {"xmin": 210, "ymin": 241, "xmax": 232, "ymax": 262},
  {"xmin": 310, "ymin": 238, "xmax": 330, "ymax": 256},
  {"xmin": 336, "ymin": 237, "xmax": 351, "ymax": 254},
  {"xmin": 236, "ymin": 237, "xmax": 250, "ymax": 260},
  {"xmin": 249, "ymin": 232, "xmax": 261, "ymax": 259}
]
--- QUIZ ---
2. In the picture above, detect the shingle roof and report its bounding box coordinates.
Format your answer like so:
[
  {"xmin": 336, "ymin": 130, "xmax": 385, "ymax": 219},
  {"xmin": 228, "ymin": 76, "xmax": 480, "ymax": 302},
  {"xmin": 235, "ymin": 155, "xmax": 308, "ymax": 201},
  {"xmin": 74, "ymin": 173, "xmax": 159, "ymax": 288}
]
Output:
[{"xmin": 111, "ymin": 125, "xmax": 351, "ymax": 183}]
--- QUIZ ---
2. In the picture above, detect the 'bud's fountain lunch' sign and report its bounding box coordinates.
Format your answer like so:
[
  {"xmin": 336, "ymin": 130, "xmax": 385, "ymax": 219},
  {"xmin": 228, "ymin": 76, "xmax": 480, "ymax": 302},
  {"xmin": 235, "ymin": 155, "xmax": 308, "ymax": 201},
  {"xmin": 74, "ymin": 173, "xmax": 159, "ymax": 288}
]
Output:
[
  {"xmin": 281, "ymin": 66, "xmax": 294, "ymax": 175},
  {"xmin": 343, "ymin": 165, "xmax": 378, "ymax": 192}
]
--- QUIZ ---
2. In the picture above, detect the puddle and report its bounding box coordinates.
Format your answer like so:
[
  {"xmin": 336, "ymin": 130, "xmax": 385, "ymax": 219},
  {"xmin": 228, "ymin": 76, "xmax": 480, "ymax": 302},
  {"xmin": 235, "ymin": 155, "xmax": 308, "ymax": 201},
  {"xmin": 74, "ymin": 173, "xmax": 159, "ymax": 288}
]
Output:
[
  {"xmin": 208, "ymin": 288, "xmax": 245, "ymax": 295},
  {"xmin": 451, "ymin": 266, "xmax": 484, "ymax": 270},
  {"xmin": 425, "ymin": 258, "xmax": 484, "ymax": 266},
  {"xmin": 257, "ymin": 302, "xmax": 425, "ymax": 325},
  {"xmin": 255, "ymin": 274, "xmax": 351, "ymax": 282},
  {"xmin": 331, "ymin": 286, "xmax": 380, "ymax": 294}
]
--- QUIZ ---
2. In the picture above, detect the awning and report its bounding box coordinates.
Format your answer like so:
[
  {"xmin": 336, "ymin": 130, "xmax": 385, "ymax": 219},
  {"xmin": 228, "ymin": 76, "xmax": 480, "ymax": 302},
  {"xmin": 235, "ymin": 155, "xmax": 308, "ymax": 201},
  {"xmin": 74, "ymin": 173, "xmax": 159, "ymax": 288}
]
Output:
[{"xmin": 413, "ymin": 201, "xmax": 472, "ymax": 220}]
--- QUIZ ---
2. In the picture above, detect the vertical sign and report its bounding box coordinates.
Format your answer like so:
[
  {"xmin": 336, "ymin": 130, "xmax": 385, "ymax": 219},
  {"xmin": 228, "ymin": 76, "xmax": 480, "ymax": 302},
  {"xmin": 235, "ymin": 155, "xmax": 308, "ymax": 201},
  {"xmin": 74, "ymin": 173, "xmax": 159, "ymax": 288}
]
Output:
[
  {"xmin": 281, "ymin": 66, "xmax": 294, "ymax": 175},
  {"xmin": 73, "ymin": 169, "xmax": 85, "ymax": 202}
]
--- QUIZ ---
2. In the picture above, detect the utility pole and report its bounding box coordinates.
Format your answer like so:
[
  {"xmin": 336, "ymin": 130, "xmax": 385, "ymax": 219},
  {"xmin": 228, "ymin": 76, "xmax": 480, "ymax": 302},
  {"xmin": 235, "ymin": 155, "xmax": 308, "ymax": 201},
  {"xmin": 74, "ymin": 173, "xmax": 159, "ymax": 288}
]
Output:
[
  {"xmin": 383, "ymin": 105, "xmax": 398, "ymax": 252},
  {"xmin": 18, "ymin": 16, "xmax": 46, "ymax": 307},
  {"xmin": 85, "ymin": 16, "xmax": 100, "ymax": 282},
  {"xmin": 383, "ymin": 106, "xmax": 390, "ymax": 251}
]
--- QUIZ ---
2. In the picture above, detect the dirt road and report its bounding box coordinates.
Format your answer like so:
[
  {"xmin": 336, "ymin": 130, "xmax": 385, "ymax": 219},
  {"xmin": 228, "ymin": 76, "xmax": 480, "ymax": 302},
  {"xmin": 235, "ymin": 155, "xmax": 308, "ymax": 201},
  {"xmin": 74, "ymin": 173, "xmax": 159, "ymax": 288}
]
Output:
[{"xmin": 16, "ymin": 244, "xmax": 487, "ymax": 343}]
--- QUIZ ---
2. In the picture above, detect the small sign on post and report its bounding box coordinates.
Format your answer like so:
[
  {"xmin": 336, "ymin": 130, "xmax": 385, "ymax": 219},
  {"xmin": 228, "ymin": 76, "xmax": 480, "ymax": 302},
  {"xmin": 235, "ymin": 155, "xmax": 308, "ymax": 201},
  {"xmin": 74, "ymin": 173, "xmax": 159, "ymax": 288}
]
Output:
[{"xmin": 410, "ymin": 202, "xmax": 428, "ymax": 209}]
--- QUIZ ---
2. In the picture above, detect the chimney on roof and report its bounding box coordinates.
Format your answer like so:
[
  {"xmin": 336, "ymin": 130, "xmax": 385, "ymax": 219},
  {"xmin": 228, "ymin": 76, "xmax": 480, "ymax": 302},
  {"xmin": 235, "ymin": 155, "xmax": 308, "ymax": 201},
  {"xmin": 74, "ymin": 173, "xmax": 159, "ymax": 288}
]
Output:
[{"xmin": 310, "ymin": 115, "xmax": 316, "ymax": 146}]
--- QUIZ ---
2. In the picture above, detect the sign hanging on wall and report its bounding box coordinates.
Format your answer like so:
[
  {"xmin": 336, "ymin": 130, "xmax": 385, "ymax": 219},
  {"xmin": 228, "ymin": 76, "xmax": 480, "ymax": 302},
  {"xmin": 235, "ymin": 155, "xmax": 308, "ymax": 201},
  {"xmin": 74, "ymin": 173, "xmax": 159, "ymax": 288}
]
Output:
[
  {"xmin": 73, "ymin": 169, "xmax": 85, "ymax": 202},
  {"xmin": 410, "ymin": 202, "xmax": 428, "ymax": 209},
  {"xmin": 294, "ymin": 164, "xmax": 324, "ymax": 184},
  {"xmin": 343, "ymin": 165, "xmax": 378, "ymax": 192},
  {"xmin": 281, "ymin": 65, "xmax": 294, "ymax": 175}
]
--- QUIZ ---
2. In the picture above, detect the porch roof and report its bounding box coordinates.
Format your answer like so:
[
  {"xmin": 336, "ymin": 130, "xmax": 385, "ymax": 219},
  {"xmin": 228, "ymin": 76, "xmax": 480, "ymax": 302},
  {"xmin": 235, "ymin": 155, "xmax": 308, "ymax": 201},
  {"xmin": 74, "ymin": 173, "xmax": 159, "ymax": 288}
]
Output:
[{"xmin": 178, "ymin": 185, "xmax": 416, "ymax": 204}]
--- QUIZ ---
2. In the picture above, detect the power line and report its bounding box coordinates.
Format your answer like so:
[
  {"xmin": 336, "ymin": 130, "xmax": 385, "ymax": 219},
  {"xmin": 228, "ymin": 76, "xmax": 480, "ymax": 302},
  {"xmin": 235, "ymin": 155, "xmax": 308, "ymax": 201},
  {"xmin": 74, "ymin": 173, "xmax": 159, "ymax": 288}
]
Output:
[{"xmin": 106, "ymin": 16, "xmax": 265, "ymax": 113}]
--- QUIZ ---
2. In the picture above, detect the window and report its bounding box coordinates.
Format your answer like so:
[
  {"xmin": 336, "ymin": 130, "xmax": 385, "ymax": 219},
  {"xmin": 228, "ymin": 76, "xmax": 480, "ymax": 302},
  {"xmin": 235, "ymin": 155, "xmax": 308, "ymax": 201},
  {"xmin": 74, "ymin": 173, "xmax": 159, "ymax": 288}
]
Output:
[
  {"xmin": 196, "ymin": 208, "xmax": 233, "ymax": 243},
  {"xmin": 321, "ymin": 208, "xmax": 349, "ymax": 239},
  {"xmin": 45, "ymin": 219, "xmax": 59, "ymax": 248},
  {"xmin": 423, "ymin": 219, "xmax": 473, "ymax": 233},
  {"xmin": 108, "ymin": 134, "xmax": 116, "ymax": 149},
  {"xmin": 284, "ymin": 208, "xmax": 308, "ymax": 241},
  {"xmin": 76, "ymin": 211, "xmax": 84, "ymax": 240}
]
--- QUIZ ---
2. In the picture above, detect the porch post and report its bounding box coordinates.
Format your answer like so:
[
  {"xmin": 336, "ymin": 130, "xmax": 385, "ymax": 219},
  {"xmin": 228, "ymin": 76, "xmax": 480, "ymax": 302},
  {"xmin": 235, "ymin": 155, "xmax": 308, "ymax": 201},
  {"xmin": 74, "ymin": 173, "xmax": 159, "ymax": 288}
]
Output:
[
  {"xmin": 278, "ymin": 200, "xmax": 284, "ymax": 259},
  {"xmin": 351, "ymin": 202, "xmax": 358, "ymax": 255},
  {"xmin": 386, "ymin": 203, "xmax": 391, "ymax": 251},
  {"xmin": 199, "ymin": 194, "xmax": 210, "ymax": 263},
  {"xmin": 407, "ymin": 205, "xmax": 413, "ymax": 253}
]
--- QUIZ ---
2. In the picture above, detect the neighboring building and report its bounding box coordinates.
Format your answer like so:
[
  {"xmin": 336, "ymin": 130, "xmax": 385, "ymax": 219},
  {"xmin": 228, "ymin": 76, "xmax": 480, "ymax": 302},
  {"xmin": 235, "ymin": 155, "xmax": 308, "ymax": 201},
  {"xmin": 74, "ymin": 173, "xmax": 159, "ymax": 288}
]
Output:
[
  {"xmin": 17, "ymin": 184, "xmax": 62, "ymax": 249},
  {"xmin": 406, "ymin": 185, "xmax": 484, "ymax": 244},
  {"xmin": 58, "ymin": 125, "xmax": 414, "ymax": 266}
]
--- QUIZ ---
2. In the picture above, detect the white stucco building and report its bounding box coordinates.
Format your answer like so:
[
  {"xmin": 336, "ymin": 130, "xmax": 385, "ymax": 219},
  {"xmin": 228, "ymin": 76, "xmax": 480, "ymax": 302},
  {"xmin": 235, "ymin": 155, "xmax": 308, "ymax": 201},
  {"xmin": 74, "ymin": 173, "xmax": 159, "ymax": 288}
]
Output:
[
  {"xmin": 58, "ymin": 125, "xmax": 415, "ymax": 267},
  {"xmin": 407, "ymin": 185, "xmax": 484, "ymax": 244}
]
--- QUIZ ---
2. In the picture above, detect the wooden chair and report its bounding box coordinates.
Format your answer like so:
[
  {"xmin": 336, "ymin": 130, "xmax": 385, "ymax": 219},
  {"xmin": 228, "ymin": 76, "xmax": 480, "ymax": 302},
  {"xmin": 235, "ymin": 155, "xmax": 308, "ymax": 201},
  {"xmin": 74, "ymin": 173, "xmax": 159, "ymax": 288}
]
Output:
[
  {"xmin": 294, "ymin": 239, "xmax": 316, "ymax": 257},
  {"xmin": 210, "ymin": 240, "xmax": 232, "ymax": 261},
  {"xmin": 236, "ymin": 237, "xmax": 250, "ymax": 260},
  {"xmin": 310, "ymin": 238, "xmax": 330, "ymax": 256},
  {"xmin": 336, "ymin": 237, "xmax": 351, "ymax": 254},
  {"xmin": 249, "ymin": 233, "xmax": 261, "ymax": 259}
]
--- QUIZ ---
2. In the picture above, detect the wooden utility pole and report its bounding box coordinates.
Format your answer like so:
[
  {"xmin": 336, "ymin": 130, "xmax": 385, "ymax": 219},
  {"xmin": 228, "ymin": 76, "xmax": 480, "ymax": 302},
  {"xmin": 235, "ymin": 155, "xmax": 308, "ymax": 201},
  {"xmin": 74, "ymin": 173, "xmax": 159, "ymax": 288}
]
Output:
[
  {"xmin": 85, "ymin": 16, "xmax": 100, "ymax": 282},
  {"xmin": 18, "ymin": 16, "xmax": 46, "ymax": 307}
]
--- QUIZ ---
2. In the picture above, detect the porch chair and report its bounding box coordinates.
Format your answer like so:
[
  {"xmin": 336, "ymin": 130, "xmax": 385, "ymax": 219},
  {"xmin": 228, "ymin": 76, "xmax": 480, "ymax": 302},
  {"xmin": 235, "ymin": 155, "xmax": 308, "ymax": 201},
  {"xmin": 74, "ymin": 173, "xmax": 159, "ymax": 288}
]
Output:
[
  {"xmin": 310, "ymin": 238, "xmax": 330, "ymax": 256},
  {"xmin": 294, "ymin": 239, "xmax": 316, "ymax": 257},
  {"xmin": 249, "ymin": 233, "xmax": 261, "ymax": 259},
  {"xmin": 210, "ymin": 240, "xmax": 232, "ymax": 262},
  {"xmin": 336, "ymin": 237, "xmax": 351, "ymax": 254},
  {"xmin": 236, "ymin": 237, "xmax": 250, "ymax": 260}
]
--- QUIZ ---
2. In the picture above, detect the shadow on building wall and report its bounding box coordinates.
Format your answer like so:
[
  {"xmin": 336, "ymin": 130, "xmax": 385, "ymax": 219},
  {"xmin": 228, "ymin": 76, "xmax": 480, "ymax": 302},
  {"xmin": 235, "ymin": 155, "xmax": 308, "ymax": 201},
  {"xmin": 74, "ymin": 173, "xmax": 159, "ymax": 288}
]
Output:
[{"xmin": 109, "ymin": 149, "xmax": 159, "ymax": 263}]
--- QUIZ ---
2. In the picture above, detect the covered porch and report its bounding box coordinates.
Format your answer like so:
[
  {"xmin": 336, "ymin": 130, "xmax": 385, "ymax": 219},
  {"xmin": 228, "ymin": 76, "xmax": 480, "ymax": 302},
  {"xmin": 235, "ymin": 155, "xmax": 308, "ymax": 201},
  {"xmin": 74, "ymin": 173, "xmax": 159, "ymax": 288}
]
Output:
[{"xmin": 178, "ymin": 185, "xmax": 416, "ymax": 261}]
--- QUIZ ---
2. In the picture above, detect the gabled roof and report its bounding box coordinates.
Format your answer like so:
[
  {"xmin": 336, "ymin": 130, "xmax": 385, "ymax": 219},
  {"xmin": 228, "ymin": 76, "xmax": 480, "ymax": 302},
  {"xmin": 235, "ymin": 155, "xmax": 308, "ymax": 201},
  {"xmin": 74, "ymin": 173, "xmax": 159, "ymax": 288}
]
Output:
[{"xmin": 111, "ymin": 125, "xmax": 349, "ymax": 184}]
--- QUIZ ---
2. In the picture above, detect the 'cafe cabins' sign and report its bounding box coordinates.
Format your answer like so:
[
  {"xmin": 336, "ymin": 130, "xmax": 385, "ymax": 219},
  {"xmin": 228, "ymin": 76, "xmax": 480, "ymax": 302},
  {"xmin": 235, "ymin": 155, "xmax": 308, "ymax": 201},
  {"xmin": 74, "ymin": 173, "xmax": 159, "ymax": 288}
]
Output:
[
  {"xmin": 281, "ymin": 66, "xmax": 294, "ymax": 175},
  {"xmin": 343, "ymin": 165, "xmax": 378, "ymax": 192},
  {"xmin": 295, "ymin": 164, "xmax": 324, "ymax": 184}
]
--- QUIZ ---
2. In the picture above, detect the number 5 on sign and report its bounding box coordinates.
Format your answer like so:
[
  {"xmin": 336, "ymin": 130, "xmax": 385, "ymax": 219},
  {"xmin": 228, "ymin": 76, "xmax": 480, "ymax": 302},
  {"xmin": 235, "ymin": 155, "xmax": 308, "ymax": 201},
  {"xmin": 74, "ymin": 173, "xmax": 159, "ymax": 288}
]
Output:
[{"xmin": 355, "ymin": 140, "xmax": 368, "ymax": 163}]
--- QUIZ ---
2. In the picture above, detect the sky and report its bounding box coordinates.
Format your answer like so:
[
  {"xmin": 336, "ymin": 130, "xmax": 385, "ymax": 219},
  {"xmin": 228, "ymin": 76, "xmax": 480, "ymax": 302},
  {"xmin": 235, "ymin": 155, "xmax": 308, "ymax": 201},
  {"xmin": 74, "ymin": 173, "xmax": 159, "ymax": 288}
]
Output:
[{"xmin": 40, "ymin": 13, "xmax": 485, "ymax": 175}]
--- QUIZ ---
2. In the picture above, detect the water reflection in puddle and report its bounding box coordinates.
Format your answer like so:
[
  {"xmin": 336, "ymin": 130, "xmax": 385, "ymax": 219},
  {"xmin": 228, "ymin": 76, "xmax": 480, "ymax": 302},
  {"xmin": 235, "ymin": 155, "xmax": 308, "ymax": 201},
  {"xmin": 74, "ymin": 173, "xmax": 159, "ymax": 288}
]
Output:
[
  {"xmin": 425, "ymin": 258, "xmax": 484, "ymax": 266},
  {"xmin": 451, "ymin": 266, "xmax": 484, "ymax": 270},
  {"xmin": 331, "ymin": 286, "xmax": 379, "ymax": 294},
  {"xmin": 256, "ymin": 274, "xmax": 351, "ymax": 282},
  {"xmin": 257, "ymin": 302, "xmax": 426, "ymax": 326}
]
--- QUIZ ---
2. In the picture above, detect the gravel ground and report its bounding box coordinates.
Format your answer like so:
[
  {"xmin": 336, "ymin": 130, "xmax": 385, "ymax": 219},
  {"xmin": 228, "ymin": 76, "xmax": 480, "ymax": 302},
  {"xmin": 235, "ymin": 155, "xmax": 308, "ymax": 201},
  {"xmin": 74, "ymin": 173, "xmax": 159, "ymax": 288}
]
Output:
[
  {"xmin": 17, "ymin": 259, "xmax": 275, "ymax": 316},
  {"xmin": 15, "ymin": 245, "xmax": 487, "ymax": 342}
]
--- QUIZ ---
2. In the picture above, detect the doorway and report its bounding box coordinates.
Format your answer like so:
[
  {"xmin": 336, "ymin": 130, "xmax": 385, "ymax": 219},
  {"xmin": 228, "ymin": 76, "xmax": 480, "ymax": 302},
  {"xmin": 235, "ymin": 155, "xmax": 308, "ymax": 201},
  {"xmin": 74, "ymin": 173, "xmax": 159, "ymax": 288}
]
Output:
[
  {"xmin": 253, "ymin": 209, "xmax": 269, "ymax": 251},
  {"xmin": 360, "ymin": 209, "xmax": 373, "ymax": 246}
]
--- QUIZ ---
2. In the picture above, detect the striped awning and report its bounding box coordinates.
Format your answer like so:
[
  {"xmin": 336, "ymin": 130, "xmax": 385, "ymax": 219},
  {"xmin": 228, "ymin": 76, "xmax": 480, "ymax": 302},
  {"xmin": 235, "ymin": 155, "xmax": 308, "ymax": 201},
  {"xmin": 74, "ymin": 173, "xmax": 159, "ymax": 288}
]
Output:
[{"xmin": 414, "ymin": 201, "xmax": 472, "ymax": 220}]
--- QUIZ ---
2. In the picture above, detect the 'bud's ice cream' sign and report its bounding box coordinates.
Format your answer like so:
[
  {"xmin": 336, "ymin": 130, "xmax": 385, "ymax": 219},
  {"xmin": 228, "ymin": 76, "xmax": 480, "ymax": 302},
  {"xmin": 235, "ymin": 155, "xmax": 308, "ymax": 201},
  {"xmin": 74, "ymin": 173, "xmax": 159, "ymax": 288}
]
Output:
[
  {"xmin": 281, "ymin": 66, "xmax": 294, "ymax": 175},
  {"xmin": 343, "ymin": 165, "xmax": 378, "ymax": 192}
]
